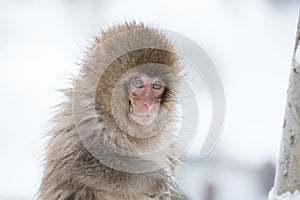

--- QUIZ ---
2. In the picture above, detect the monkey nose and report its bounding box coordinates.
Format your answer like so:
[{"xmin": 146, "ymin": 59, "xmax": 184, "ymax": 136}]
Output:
[{"xmin": 144, "ymin": 100, "xmax": 154, "ymax": 114}]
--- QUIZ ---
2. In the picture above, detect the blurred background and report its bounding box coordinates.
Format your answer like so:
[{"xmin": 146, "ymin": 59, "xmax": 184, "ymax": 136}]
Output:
[{"xmin": 1, "ymin": 0, "xmax": 300, "ymax": 199}]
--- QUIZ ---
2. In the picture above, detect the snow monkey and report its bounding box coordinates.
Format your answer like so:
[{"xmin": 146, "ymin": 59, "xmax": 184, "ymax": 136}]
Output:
[{"xmin": 37, "ymin": 22, "xmax": 185, "ymax": 200}]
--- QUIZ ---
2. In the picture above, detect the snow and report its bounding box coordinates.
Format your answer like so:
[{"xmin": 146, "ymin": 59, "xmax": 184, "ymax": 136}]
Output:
[
  {"xmin": 269, "ymin": 188, "xmax": 300, "ymax": 200},
  {"xmin": 1, "ymin": 0, "xmax": 300, "ymax": 199}
]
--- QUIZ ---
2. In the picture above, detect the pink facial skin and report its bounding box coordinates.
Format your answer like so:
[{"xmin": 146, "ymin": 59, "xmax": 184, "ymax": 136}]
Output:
[{"xmin": 128, "ymin": 75, "xmax": 165, "ymax": 126}]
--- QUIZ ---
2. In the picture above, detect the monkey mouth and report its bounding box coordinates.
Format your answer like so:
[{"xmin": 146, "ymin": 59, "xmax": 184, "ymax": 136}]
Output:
[
  {"xmin": 133, "ymin": 114, "xmax": 150, "ymax": 117},
  {"xmin": 131, "ymin": 114, "xmax": 153, "ymax": 126}
]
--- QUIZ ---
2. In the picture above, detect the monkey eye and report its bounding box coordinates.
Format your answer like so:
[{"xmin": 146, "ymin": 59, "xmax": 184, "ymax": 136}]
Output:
[
  {"xmin": 133, "ymin": 79, "xmax": 144, "ymax": 88},
  {"xmin": 152, "ymin": 81, "xmax": 163, "ymax": 90}
]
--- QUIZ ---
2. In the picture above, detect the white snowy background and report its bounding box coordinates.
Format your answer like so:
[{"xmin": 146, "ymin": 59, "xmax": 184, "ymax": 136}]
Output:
[{"xmin": 0, "ymin": 0, "xmax": 300, "ymax": 199}]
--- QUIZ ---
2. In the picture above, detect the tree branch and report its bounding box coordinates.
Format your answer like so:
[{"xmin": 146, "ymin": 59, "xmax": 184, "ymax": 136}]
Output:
[{"xmin": 274, "ymin": 13, "xmax": 300, "ymax": 195}]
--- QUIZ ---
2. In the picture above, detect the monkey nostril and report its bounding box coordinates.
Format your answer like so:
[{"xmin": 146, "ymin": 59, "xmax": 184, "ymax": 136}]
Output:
[
  {"xmin": 144, "ymin": 98, "xmax": 154, "ymax": 107},
  {"xmin": 144, "ymin": 101, "xmax": 154, "ymax": 112},
  {"xmin": 148, "ymin": 194, "xmax": 157, "ymax": 198}
]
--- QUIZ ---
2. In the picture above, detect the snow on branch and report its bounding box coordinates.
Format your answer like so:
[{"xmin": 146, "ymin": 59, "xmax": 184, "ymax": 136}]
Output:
[{"xmin": 269, "ymin": 188, "xmax": 300, "ymax": 200}]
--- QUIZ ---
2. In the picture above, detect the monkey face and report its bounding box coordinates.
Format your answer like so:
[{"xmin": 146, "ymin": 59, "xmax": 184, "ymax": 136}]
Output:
[
  {"xmin": 128, "ymin": 74, "xmax": 165, "ymax": 126},
  {"xmin": 110, "ymin": 64, "xmax": 179, "ymax": 138}
]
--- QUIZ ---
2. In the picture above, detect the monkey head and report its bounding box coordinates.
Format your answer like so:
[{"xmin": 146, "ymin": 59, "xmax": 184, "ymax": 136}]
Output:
[
  {"xmin": 91, "ymin": 25, "xmax": 182, "ymax": 139},
  {"xmin": 75, "ymin": 25, "xmax": 181, "ymax": 141}
]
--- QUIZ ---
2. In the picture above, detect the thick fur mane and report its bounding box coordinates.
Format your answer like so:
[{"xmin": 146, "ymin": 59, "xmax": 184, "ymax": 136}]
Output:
[{"xmin": 37, "ymin": 22, "xmax": 182, "ymax": 200}]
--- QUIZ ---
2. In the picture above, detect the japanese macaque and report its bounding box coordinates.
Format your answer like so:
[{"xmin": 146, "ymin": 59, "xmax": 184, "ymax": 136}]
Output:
[{"xmin": 37, "ymin": 22, "xmax": 185, "ymax": 200}]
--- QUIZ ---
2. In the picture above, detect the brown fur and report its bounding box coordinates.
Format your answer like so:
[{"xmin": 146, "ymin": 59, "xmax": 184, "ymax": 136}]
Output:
[{"xmin": 37, "ymin": 22, "xmax": 184, "ymax": 200}]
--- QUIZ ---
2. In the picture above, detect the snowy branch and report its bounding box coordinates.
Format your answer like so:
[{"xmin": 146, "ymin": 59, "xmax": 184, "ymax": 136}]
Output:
[{"xmin": 269, "ymin": 13, "xmax": 300, "ymax": 200}]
